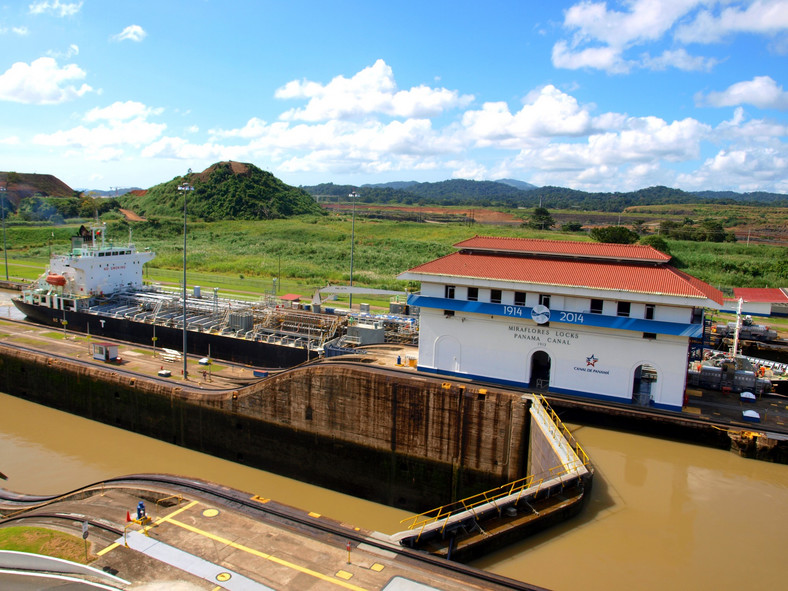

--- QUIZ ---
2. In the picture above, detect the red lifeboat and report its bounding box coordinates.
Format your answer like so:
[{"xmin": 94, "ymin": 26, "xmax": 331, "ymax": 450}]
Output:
[{"xmin": 45, "ymin": 273, "xmax": 67, "ymax": 287}]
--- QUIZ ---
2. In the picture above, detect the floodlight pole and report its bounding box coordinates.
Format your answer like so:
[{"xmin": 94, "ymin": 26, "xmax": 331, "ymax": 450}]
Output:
[
  {"xmin": 0, "ymin": 185, "xmax": 7, "ymax": 281},
  {"xmin": 178, "ymin": 172, "xmax": 194, "ymax": 380},
  {"xmin": 348, "ymin": 190, "xmax": 358, "ymax": 310}
]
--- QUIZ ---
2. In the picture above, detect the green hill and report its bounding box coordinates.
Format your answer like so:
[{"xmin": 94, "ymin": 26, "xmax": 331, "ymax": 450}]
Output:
[{"xmin": 119, "ymin": 161, "xmax": 324, "ymax": 221}]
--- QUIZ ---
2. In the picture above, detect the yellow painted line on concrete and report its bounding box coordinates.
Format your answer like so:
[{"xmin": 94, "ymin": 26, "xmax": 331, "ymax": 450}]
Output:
[
  {"xmin": 683, "ymin": 407, "xmax": 701, "ymax": 415},
  {"xmin": 97, "ymin": 500, "xmax": 198, "ymax": 557},
  {"xmin": 152, "ymin": 499, "xmax": 199, "ymax": 525},
  {"xmin": 96, "ymin": 542, "xmax": 119, "ymax": 556},
  {"xmin": 336, "ymin": 570, "xmax": 353, "ymax": 580},
  {"xmin": 371, "ymin": 563, "xmax": 385, "ymax": 572},
  {"xmin": 308, "ymin": 511, "xmax": 322, "ymax": 518},
  {"xmin": 162, "ymin": 516, "xmax": 369, "ymax": 591}
]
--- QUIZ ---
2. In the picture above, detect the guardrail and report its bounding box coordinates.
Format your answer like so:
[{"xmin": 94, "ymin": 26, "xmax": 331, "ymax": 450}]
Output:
[{"xmin": 397, "ymin": 394, "xmax": 591, "ymax": 543}]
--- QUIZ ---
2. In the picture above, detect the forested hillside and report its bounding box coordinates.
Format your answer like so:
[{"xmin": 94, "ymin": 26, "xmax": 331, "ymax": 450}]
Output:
[
  {"xmin": 119, "ymin": 161, "xmax": 324, "ymax": 220},
  {"xmin": 303, "ymin": 180, "xmax": 788, "ymax": 211}
]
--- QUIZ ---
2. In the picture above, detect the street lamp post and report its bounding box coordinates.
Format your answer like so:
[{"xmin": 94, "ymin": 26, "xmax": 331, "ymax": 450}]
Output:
[
  {"xmin": 348, "ymin": 190, "xmax": 358, "ymax": 310},
  {"xmin": 177, "ymin": 172, "xmax": 194, "ymax": 380},
  {"xmin": 0, "ymin": 185, "xmax": 8, "ymax": 281}
]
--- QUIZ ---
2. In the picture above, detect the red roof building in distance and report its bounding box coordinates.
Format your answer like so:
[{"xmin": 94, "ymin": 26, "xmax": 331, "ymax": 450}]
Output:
[
  {"xmin": 399, "ymin": 236, "xmax": 724, "ymax": 412},
  {"xmin": 723, "ymin": 287, "xmax": 788, "ymax": 317},
  {"xmin": 732, "ymin": 288, "xmax": 788, "ymax": 303}
]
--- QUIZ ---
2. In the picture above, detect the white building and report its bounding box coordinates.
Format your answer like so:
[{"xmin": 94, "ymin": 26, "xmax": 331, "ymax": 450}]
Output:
[
  {"xmin": 722, "ymin": 288, "xmax": 788, "ymax": 317},
  {"xmin": 398, "ymin": 237, "xmax": 724, "ymax": 412}
]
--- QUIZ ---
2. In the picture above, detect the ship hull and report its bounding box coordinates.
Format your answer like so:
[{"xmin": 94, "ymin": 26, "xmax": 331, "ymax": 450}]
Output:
[{"xmin": 12, "ymin": 298, "xmax": 310, "ymax": 368}]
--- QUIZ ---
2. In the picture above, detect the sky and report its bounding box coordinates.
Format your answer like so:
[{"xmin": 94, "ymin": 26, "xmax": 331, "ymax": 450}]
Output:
[{"xmin": 1, "ymin": 1, "xmax": 787, "ymax": 194}]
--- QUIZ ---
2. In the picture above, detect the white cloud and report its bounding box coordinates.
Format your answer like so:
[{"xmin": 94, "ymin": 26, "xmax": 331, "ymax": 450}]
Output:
[
  {"xmin": 28, "ymin": 0, "xmax": 83, "ymax": 17},
  {"xmin": 640, "ymin": 48, "xmax": 717, "ymax": 72},
  {"xmin": 551, "ymin": 1, "xmax": 776, "ymax": 73},
  {"xmin": 678, "ymin": 145, "xmax": 788, "ymax": 192},
  {"xmin": 46, "ymin": 44, "xmax": 79, "ymax": 59},
  {"xmin": 553, "ymin": 0, "xmax": 705, "ymax": 73},
  {"xmin": 490, "ymin": 114, "xmax": 712, "ymax": 191},
  {"xmin": 676, "ymin": 0, "xmax": 788, "ymax": 44},
  {"xmin": 34, "ymin": 117, "xmax": 166, "ymax": 149},
  {"xmin": 461, "ymin": 85, "xmax": 598, "ymax": 148},
  {"xmin": 113, "ymin": 25, "xmax": 147, "ymax": 43},
  {"xmin": 563, "ymin": 0, "xmax": 698, "ymax": 47},
  {"xmin": 84, "ymin": 101, "xmax": 164, "ymax": 122},
  {"xmin": 275, "ymin": 59, "xmax": 473, "ymax": 121},
  {"xmin": 0, "ymin": 57, "xmax": 92, "ymax": 104},
  {"xmin": 0, "ymin": 135, "xmax": 21, "ymax": 145},
  {"xmin": 33, "ymin": 101, "xmax": 167, "ymax": 161},
  {"xmin": 698, "ymin": 75, "xmax": 788, "ymax": 109},
  {"xmin": 551, "ymin": 40, "xmax": 629, "ymax": 73},
  {"xmin": 13, "ymin": 27, "xmax": 29, "ymax": 36},
  {"xmin": 141, "ymin": 137, "xmax": 244, "ymax": 161}
]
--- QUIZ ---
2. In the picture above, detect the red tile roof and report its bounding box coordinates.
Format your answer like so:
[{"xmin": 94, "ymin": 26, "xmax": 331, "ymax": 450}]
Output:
[
  {"xmin": 732, "ymin": 288, "xmax": 788, "ymax": 303},
  {"xmin": 454, "ymin": 236, "xmax": 671, "ymax": 263},
  {"xmin": 403, "ymin": 251, "xmax": 724, "ymax": 304}
]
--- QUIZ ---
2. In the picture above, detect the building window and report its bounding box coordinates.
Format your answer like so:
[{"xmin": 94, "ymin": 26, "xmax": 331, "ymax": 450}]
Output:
[
  {"xmin": 445, "ymin": 285, "xmax": 455, "ymax": 299},
  {"xmin": 645, "ymin": 304, "xmax": 655, "ymax": 320},
  {"xmin": 590, "ymin": 299, "xmax": 604, "ymax": 314},
  {"xmin": 539, "ymin": 294, "xmax": 551, "ymax": 308},
  {"xmin": 617, "ymin": 301, "xmax": 630, "ymax": 317},
  {"xmin": 643, "ymin": 332, "xmax": 657, "ymax": 340},
  {"xmin": 514, "ymin": 291, "xmax": 526, "ymax": 306},
  {"xmin": 467, "ymin": 287, "xmax": 478, "ymax": 301},
  {"xmin": 491, "ymin": 289, "xmax": 502, "ymax": 304}
]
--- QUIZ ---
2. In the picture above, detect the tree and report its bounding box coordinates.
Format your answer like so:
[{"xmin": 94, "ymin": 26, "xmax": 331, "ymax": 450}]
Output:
[
  {"xmin": 589, "ymin": 226, "xmax": 639, "ymax": 244},
  {"xmin": 632, "ymin": 219, "xmax": 647, "ymax": 235},
  {"xmin": 639, "ymin": 235, "xmax": 670, "ymax": 255},
  {"xmin": 525, "ymin": 206, "xmax": 555, "ymax": 230},
  {"xmin": 560, "ymin": 222, "xmax": 584, "ymax": 232}
]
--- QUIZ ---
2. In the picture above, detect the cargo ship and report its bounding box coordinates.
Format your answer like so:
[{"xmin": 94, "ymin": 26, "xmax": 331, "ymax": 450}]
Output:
[{"xmin": 12, "ymin": 225, "xmax": 343, "ymax": 367}]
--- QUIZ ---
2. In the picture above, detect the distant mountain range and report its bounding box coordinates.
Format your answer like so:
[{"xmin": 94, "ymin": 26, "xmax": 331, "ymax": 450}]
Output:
[
  {"xmin": 82, "ymin": 187, "xmax": 143, "ymax": 197},
  {"xmin": 4, "ymin": 166, "xmax": 788, "ymax": 218},
  {"xmin": 303, "ymin": 179, "xmax": 788, "ymax": 211}
]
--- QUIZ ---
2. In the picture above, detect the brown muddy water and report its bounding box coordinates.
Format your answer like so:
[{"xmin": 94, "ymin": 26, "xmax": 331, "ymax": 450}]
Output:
[{"xmin": 1, "ymin": 393, "xmax": 786, "ymax": 590}]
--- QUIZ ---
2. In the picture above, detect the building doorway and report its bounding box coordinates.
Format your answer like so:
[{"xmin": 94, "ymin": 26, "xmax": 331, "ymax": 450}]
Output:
[
  {"xmin": 530, "ymin": 351, "xmax": 551, "ymax": 390},
  {"xmin": 435, "ymin": 336, "xmax": 461, "ymax": 373},
  {"xmin": 633, "ymin": 364, "xmax": 657, "ymax": 406}
]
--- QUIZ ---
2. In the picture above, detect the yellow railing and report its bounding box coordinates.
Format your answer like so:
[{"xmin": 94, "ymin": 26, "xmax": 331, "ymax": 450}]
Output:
[
  {"xmin": 533, "ymin": 393, "xmax": 590, "ymax": 467},
  {"xmin": 398, "ymin": 394, "xmax": 591, "ymax": 542}
]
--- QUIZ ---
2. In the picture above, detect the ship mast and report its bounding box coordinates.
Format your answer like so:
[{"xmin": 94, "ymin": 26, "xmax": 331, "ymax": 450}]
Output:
[{"xmin": 731, "ymin": 297, "xmax": 743, "ymax": 358}]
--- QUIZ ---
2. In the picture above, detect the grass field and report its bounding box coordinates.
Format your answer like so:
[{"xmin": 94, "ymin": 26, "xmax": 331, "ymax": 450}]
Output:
[
  {"xmin": 2, "ymin": 209, "xmax": 787, "ymax": 307},
  {"xmin": 0, "ymin": 526, "xmax": 94, "ymax": 564}
]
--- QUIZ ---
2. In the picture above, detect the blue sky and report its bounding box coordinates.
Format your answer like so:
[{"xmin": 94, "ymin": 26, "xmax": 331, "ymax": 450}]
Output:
[{"xmin": 1, "ymin": 1, "xmax": 787, "ymax": 193}]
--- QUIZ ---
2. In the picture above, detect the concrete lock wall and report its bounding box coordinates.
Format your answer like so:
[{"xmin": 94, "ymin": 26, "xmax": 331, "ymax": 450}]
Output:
[{"xmin": 0, "ymin": 347, "xmax": 532, "ymax": 511}]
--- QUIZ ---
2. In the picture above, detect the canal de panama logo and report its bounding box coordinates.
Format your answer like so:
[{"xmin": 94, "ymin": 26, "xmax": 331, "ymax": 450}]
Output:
[
  {"xmin": 531, "ymin": 304, "xmax": 551, "ymax": 325},
  {"xmin": 573, "ymin": 352, "xmax": 609, "ymax": 375}
]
